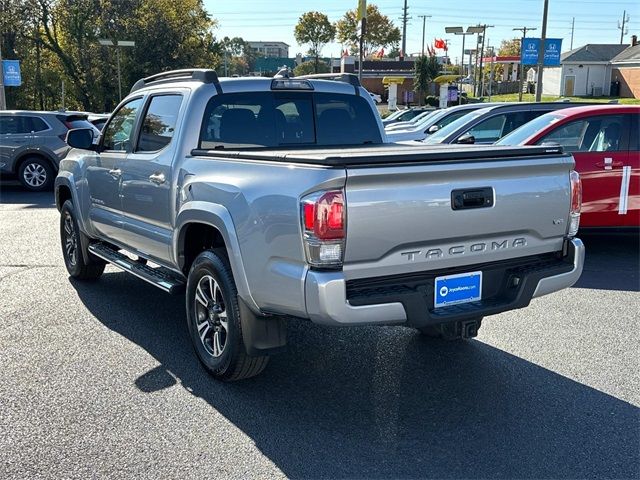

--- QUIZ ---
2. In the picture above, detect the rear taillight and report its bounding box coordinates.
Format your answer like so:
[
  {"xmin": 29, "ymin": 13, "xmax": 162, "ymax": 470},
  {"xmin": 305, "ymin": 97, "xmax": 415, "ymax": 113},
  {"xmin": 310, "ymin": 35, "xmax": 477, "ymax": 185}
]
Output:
[
  {"xmin": 301, "ymin": 190, "xmax": 345, "ymax": 268},
  {"xmin": 568, "ymin": 170, "xmax": 581, "ymax": 237}
]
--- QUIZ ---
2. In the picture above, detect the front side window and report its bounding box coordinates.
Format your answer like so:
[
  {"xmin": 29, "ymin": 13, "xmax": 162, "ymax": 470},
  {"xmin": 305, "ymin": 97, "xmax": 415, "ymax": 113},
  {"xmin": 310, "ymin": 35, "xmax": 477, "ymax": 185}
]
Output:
[
  {"xmin": 102, "ymin": 98, "xmax": 144, "ymax": 152},
  {"xmin": 465, "ymin": 114, "xmax": 507, "ymax": 143},
  {"xmin": 537, "ymin": 114, "xmax": 626, "ymax": 152},
  {"xmin": 137, "ymin": 95, "xmax": 183, "ymax": 152}
]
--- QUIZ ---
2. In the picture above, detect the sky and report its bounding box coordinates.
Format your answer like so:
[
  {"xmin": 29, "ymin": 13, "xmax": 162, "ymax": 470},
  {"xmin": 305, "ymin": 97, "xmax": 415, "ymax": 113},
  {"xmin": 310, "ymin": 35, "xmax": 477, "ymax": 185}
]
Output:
[{"xmin": 203, "ymin": 0, "xmax": 638, "ymax": 63}]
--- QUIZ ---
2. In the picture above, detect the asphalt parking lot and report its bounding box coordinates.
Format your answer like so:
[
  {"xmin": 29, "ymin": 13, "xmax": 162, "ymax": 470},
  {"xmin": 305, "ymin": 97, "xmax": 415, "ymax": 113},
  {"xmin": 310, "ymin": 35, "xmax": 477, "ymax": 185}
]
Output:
[{"xmin": 1, "ymin": 183, "xmax": 639, "ymax": 479}]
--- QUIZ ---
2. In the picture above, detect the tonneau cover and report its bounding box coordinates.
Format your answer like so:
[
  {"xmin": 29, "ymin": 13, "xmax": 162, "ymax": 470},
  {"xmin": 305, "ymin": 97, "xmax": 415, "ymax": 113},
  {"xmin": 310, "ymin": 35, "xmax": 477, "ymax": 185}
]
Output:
[{"xmin": 191, "ymin": 144, "xmax": 566, "ymax": 167}]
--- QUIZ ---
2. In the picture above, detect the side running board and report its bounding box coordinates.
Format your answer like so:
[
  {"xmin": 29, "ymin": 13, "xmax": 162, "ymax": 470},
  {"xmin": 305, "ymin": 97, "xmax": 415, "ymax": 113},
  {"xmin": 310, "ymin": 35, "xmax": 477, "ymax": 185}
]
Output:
[{"xmin": 88, "ymin": 243, "xmax": 185, "ymax": 294}]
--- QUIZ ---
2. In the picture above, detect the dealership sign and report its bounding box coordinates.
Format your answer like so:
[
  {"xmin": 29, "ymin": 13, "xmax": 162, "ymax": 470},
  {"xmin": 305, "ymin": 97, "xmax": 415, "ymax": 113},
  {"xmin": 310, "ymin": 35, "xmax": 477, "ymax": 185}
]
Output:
[
  {"xmin": 520, "ymin": 38, "xmax": 562, "ymax": 66},
  {"xmin": 2, "ymin": 60, "xmax": 21, "ymax": 86}
]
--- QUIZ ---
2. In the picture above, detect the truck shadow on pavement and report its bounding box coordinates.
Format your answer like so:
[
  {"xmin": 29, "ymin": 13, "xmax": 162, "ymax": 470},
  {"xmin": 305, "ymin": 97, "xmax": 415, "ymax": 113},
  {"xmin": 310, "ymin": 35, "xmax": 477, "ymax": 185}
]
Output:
[
  {"xmin": 574, "ymin": 234, "xmax": 639, "ymax": 292},
  {"xmin": 72, "ymin": 273, "xmax": 639, "ymax": 479},
  {"xmin": 0, "ymin": 184, "xmax": 56, "ymax": 209}
]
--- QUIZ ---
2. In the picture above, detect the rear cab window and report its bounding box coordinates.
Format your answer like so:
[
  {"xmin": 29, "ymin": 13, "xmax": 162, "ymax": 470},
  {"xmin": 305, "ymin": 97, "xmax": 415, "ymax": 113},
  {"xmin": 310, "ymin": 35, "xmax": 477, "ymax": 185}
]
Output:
[{"xmin": 199, "ymin": 91, "xmax": 381, "ymax": 149}]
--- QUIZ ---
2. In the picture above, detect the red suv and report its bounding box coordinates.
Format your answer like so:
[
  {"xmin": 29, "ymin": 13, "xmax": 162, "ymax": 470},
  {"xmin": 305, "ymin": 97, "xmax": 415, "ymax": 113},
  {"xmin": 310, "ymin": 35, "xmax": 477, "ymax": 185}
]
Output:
[{"xmin": 497, "ymin": 105, "xmax": 639, "ymax": 230}]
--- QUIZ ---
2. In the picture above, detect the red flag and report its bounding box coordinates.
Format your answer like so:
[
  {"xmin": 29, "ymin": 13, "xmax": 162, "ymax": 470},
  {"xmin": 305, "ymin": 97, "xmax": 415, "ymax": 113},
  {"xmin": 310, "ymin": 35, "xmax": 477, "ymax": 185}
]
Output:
[{"xmin": 434, "ymin": 38, "xmax": 445, "ymax": 50}]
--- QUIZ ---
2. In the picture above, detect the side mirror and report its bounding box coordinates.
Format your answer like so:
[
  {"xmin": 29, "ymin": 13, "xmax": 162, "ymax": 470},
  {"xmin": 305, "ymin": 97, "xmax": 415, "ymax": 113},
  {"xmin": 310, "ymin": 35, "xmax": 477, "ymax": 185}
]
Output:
[
  {"xmin": 456, "ymin": 133, "xmax": 476, "ymax": 145},
  {"xmin": 427, "ymin": 125, "xmax": 439, "ymax": 134},
  {"xmin": 66, "ymin": 128, "xmax": 95, "ymax": 150}
]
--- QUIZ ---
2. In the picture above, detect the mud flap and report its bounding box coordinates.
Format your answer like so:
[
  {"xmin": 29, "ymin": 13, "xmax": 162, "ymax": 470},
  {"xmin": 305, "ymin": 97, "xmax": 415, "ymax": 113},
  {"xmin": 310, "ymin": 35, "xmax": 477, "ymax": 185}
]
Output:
[{"xmin": 238, "ymin": 298, "xmax": 287, "ymax": 356}]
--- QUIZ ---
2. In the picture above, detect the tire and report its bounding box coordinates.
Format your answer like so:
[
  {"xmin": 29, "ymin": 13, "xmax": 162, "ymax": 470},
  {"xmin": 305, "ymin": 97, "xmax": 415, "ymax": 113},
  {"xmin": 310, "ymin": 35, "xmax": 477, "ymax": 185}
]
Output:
[
  {"xmin": 417, "ymin": 318, "xmax": 483, "ymax": 340},
  {"xmin": 60, "ymin": 200, "xmax": 105, "ymax": 280},
  {"xmin": 18, "ymin": 156, "xmax": 54, "ymax": 191},
  {"xmin": 186, "ymin": 248, "xmax": 269, "ymax": 381}
]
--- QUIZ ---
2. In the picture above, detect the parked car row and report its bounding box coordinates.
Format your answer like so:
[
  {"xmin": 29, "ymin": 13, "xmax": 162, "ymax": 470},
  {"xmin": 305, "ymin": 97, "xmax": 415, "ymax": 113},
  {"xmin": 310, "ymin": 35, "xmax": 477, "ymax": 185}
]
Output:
[{"xmin": 383, "ymin": 102, "xmax": 639, "ymax": 230}]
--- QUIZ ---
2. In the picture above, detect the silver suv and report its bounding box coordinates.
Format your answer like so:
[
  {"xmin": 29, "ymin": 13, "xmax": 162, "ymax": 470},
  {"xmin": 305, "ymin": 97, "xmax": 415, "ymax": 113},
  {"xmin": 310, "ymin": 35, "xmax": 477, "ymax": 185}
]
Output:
[{"xmin": 0, "ymin": 111, "xmax": 96, "ymax": 191}]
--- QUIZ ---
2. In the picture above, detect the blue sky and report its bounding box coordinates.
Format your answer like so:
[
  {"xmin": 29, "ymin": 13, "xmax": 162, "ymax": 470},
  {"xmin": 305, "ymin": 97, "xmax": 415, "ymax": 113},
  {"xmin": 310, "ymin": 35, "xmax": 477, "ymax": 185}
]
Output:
[{"xmin": 204, "ymin": 0, "xmax": 638, "ymax": 62}]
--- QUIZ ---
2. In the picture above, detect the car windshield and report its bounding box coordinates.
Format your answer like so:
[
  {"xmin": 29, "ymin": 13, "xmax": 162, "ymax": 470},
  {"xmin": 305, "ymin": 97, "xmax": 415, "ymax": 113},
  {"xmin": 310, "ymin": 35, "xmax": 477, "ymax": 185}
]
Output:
[
  {"xmin": 496, "ymin": 113, "xmax": 565, "ymax": 146},
  {"xmin": 422, "ymin": 108, "xmax": 488, "ymax": 144}
]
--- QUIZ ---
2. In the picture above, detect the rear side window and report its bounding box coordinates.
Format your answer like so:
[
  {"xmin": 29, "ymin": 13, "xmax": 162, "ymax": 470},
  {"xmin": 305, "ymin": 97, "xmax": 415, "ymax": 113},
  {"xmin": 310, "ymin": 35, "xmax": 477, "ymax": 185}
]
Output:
[
  {"xmin": 137, "ymin": 95, "xmax": 183, "ymax": 152},
  {"xmin": 315, "ymin": 93, "xmax": 381, "ymax": 145},
  {"xmin": 0, "ymin": 116, "xmax": 31, "ymax": 134},
  {"xmin": 199, "ymin": 91, "xmax": 381, "ymax": 149},
  {"xmin": 28, "ymin": 117, "xmax": 50, "ymax": 132}
]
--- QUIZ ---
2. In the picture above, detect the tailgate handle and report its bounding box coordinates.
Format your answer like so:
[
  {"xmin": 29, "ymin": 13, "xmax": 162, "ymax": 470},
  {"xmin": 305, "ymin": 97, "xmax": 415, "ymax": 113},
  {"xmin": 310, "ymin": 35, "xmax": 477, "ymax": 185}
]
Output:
[{"xmin": 451, "ymin": 187, "xmax": 493, "ymax": 210}]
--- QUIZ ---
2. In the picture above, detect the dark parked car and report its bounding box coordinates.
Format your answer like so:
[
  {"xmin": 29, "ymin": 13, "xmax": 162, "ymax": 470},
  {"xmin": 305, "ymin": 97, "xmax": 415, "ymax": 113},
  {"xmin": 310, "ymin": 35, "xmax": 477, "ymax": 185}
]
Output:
[
  {"xmin": 0, "ymin": 111, "xmax": 97, "ymax": 190},
  {"xmin": 422, "ymin": 102, "xmax": 599, "ymax": 145}
]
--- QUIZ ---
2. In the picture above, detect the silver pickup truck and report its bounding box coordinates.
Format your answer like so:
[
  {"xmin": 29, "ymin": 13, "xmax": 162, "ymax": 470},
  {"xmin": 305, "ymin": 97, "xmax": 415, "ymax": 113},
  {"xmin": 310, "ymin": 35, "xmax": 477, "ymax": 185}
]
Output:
[{"xmin": 56, "ymin": 70, "xmax": 584, "ymax": 380}]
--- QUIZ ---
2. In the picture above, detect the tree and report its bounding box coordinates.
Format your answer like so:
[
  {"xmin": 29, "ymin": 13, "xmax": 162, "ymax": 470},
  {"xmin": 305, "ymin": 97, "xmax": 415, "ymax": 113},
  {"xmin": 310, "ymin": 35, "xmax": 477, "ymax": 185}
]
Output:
[
  {"xmin": 414, "ymin": 55, "xmax": 440, "ymax": 105},
  {"xmin": 1, "ymin": 0, "xmax": 219, "ymax": 111},
  {"xmin": 294, "ymin": 12, "xmax": 335, "ymax": 73},
  {"xmin": 293, "ymin": 60, "xmax": 329, "ymax": 76},
  {"xmin": 487, "ymin": 38, "xmax": 521, "ymax": 79},
  {"xmin": 385, "ymin": 47, "xmax": 401, "ymax": 59},
  {"xmin": 335, "ymin": 4, "xmax": 401, "ymax": 57},
  {"xmin": 215, "ymin": 36, "xmax": 255, "ymax": 75}
]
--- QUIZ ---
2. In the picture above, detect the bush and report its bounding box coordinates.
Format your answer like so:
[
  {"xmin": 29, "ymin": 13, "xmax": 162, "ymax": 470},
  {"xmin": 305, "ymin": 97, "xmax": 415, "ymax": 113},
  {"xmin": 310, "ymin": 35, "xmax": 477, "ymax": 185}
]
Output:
[{"xmin": 424, "ymin": 96, "xmax": 439, "ymax": 107}]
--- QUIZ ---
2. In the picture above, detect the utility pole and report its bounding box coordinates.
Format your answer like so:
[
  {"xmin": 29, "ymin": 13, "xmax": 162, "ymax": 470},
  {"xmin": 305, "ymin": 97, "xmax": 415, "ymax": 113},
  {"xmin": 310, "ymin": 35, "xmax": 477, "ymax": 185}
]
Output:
[
  {"xmin": 535, "ymin": 0, "xmax": 549, "ymax": 102},
  {"xmin": 418, "ymin": 15, "xmax": 431, "ymax": 56},
  {"xmin": 400, "ymin": 0, "xmax": 410, "ymax": 60},
  {"xmin": 514, "ymin": 26, "xmax": 536, "ymax": 101},
  {"xmin": 0, "ymin": 34, "xmax": 6, "ymax": 110},
  {"xmin": 570, "ymin": 17, "xmax": 575, "ymax": 50},
  {"xmin": 618, "ymin": 10, "xmax": 629, "ymax": 44}
]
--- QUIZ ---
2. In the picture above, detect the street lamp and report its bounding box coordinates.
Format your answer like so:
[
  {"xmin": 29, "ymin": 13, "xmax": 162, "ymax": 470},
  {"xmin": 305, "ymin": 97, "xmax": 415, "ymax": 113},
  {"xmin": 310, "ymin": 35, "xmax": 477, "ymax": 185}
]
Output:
[
  {"xmin": 446, "ymin": 26, "xmax": 481, "ymax": 104},
  {"xmin": 98, "ymin": 39, "xmax": 135, "ymax": 102}
]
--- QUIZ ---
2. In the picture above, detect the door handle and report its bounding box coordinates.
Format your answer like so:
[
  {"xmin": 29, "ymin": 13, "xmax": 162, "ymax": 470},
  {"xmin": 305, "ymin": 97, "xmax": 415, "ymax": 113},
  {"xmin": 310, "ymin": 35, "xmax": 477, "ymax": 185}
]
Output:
[
  {"xmin": 596, "ymin": 158, "xmax": 624, "ymax": 170},
  {"xmin": 149, "ymin": 172, "xmax": 166, "ymax": 185},
  {"xmin": 108, "ymin": 168, "xmax": 121, "ymax": 178}
]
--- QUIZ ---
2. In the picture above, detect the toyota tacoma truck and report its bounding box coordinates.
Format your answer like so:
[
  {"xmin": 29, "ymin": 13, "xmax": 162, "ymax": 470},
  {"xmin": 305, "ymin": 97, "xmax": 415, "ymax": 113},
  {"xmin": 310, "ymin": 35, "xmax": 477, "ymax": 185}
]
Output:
[{"xmin": 56, "ymin": 69, "xmax": 585, "ymax": 381}]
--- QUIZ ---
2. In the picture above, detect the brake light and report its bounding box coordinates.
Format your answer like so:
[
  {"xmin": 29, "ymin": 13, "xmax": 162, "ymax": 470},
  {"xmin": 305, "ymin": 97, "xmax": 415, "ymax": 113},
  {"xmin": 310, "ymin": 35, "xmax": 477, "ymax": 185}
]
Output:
[
  {"xmin": 301, "ymin": 190, "xmax": 346, "ymax": 268},
  {"xmin": 568, "ymin": 170, "xmax": 581, "ymax": 237}
]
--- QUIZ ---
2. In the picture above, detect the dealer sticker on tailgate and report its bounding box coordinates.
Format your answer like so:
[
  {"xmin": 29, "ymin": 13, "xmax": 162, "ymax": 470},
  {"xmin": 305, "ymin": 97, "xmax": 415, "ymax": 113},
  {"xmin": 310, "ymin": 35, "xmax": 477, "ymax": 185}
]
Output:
[{"xmin": 434, "ymin": 271, "xmax": 482, "ymax": 308}]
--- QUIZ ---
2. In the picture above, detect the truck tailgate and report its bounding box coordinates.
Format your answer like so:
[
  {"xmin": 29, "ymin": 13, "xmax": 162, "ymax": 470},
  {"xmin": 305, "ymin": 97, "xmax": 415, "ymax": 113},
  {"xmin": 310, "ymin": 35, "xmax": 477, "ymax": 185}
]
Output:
[{"xmin": 343, "ymin": 153, "xmax": 574, "ymax": 280}]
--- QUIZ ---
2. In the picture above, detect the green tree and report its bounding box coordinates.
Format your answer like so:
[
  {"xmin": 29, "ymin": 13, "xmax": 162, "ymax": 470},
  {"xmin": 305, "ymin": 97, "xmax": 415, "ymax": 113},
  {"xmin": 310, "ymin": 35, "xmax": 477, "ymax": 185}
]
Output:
[
  {"xmin": 335, "ymin": 4, "xmax": 401, "ymax": 56},
  {"xmin": 293, "ymin": 59, "xmax": 329, "ymax": 76},
  {"xmin": 215, "ymin": 36, "xmax": 255, "ymax": 75},
  {"xmin": 294, "ymin": 12, "xmax": 335, "ymax": 73},
  {"xmin": 414, "ymin": 55, "xmax": 440, "ymax": 105},
  {"xmin": 1, "ymin": 0, "xmax": 219, "ymax": 111},
  {"xmin": 385, "ymin": 47, "xmax": 401, "ymax": 59}
]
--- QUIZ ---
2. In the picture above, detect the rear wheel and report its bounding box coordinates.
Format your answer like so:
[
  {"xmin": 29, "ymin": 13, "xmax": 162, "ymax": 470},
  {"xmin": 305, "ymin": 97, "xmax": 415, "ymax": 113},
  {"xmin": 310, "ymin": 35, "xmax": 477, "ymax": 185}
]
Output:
[
  {"xmin": 19, "ymin": 156, "xmax": 54, "ymax": 191},
  {"xmin": 60, "ymin": 200, "xmax": 105, "ymax": 280},
  {"xmin": 186, "ymin": 249, "xmax": 269, "ymax": 381},
  {"xmin": 417, "ymin": 318, "xmax": 483, "ymax": 340}
]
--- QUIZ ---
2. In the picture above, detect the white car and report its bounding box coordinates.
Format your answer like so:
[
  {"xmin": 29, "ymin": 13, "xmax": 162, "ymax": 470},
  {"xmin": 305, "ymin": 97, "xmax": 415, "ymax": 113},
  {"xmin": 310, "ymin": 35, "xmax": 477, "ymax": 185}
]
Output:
[
  {"xmin": 385, "ymin": 104, "xmax": 494, "ymax": 143},
  {"xmin": 385, "ymin": 109, "xmax": 437, "ymax": 131}
]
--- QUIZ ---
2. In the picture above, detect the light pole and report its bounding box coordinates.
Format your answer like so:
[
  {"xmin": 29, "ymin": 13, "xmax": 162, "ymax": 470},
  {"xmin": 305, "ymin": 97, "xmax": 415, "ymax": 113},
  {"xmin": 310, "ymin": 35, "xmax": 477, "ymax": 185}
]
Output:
[
  {"xmin": 513, "ymin": 26, "xmax": 536, "ymax": 101},
  {"xmin": 446, "ymin": 26, "xmax": 483, "ymax": 104},
  {"xmin": 98, "ymin": 39, "xmax": 135, "ymax": 102}
]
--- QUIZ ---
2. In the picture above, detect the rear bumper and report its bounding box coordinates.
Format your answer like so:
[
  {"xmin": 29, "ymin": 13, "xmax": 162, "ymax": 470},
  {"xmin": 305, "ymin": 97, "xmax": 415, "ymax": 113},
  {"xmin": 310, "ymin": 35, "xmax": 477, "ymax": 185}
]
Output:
[{"xmin": 304, "ymin": 238, "xmax": 584, "ymax": 327}]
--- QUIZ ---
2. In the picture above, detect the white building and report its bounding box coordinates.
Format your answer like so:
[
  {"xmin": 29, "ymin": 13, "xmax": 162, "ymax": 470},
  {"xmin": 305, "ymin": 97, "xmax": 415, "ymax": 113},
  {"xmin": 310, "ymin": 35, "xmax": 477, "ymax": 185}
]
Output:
[
  {"xmin": 542, "ymin": 44, "xmax": 628, "ymax": 96},
  {"xmin": 247, "ymin": 41, "xmax": 289, "ymax": 58}
]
